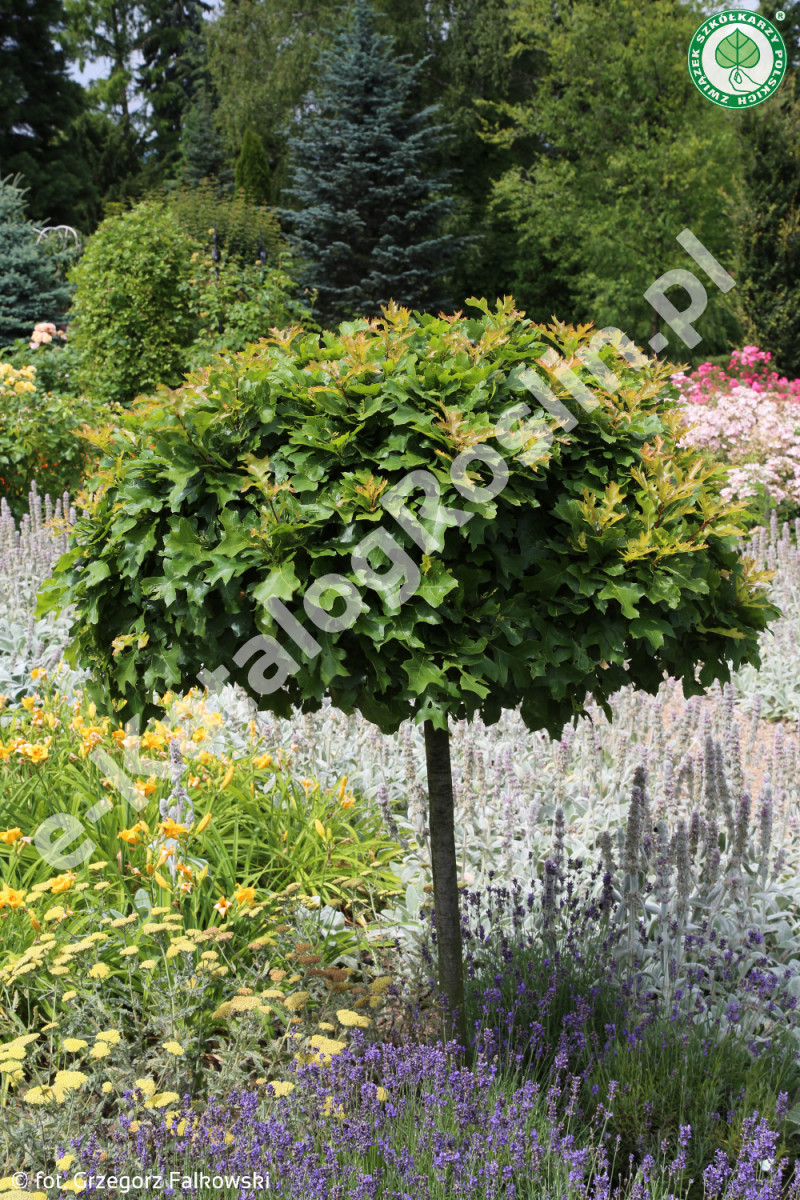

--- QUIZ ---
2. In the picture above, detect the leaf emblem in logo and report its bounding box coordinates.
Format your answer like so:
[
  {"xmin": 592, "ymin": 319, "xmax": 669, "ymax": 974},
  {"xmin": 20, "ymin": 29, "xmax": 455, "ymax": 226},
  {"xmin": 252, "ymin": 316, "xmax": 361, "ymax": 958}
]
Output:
[{"xmin": 715, "ymin": 30, "xmax": 761, "ymax": 90}]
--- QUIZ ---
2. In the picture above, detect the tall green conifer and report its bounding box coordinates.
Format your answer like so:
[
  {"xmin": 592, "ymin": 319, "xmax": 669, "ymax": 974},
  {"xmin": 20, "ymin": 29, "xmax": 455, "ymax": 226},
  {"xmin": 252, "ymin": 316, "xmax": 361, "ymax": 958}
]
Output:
[
  {"xmin": 234, "ymin": 129, "xmax": 271, "ymax": 204},
  {"xmin": 281, "ymin": 0, "xmax": 459, "ymax": 327}
]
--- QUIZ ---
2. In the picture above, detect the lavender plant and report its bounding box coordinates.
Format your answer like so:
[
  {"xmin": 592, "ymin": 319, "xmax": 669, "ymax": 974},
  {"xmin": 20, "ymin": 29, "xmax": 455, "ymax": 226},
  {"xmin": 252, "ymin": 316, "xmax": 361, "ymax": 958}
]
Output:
[{"xmin": 62, "ymin": 1035, "xmax": 800, "ymax": 1200}]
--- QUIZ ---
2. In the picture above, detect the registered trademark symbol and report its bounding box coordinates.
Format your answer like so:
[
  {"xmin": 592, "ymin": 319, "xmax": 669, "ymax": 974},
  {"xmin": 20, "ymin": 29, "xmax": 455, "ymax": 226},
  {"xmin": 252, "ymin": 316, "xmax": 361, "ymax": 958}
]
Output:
[{"xmin": 776, "ymin": 10, "xmax": 786, "ymax": 19}]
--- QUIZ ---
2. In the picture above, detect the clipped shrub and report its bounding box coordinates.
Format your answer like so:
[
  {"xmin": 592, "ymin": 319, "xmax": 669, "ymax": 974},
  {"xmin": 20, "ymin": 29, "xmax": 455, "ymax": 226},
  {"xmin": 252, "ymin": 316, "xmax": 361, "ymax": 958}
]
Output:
[{"xmin": 68, "ymin": 202, "xmax": 197, "ymax": 406}]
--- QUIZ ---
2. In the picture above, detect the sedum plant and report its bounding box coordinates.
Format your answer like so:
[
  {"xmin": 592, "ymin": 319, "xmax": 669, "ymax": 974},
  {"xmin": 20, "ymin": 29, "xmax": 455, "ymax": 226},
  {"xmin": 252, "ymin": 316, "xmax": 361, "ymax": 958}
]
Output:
[{"xmin": 40, "ymin": 299, "xmax": 779, "ymax": 1046}]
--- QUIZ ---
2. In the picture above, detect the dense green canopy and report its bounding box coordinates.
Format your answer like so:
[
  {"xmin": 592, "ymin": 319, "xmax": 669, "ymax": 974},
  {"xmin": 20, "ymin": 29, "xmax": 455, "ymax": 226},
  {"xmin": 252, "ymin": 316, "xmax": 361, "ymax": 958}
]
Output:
[{"xmin": 42, "ymin": 300, "xmax": 777, "ymax": 736}]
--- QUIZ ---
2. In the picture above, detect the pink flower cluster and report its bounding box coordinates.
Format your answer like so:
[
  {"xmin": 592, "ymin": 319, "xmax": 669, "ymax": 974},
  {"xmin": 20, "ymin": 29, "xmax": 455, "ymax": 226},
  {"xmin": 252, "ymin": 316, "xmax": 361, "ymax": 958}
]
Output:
[
  {"xmin": 676, "ymin": 386, "xmax": 800, "ymax": 510},
  {"xmin": 29, "ymin": 322, "xmax": 66, "ymax": 350},
  {"xmin": 672, "ymin": 346, "xmax": 800, "ymax": 509},
  {"xmin": 672, "ymin": 345, "xmax": 800, "ymax": 404}
]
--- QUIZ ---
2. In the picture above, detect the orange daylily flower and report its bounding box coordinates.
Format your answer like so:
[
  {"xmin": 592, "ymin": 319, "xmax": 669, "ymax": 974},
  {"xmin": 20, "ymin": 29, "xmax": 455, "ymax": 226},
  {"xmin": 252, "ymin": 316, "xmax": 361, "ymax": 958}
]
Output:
[{"xmin": 0, "ymin": 884, "xmax": 25, "ymax": 909}]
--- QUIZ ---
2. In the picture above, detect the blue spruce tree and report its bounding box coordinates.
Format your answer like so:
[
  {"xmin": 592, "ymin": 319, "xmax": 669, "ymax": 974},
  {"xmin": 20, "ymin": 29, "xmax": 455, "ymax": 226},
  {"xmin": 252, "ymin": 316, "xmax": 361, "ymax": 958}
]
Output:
[
  {"xmin": 281, "ymin": 0, "xmax": 459, "ymax": 327},
  {"xmin": 0, "ymin": 176, "xmax": 71, "ymax": 347}
]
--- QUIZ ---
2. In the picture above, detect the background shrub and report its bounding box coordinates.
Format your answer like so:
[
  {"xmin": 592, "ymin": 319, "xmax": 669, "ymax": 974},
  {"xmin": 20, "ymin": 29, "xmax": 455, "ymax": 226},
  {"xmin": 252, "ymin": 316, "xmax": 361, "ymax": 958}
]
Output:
[
  {"xmin": 162, "ymin": 178, "xmax": 282, "ymax": 266},
  {"xmin": 68, "ymin": 201, "xmax": 197, "ymax": 406},
  {"xmin": 0, "ymin": 361, "xmax": 109, "ymax": 517}
]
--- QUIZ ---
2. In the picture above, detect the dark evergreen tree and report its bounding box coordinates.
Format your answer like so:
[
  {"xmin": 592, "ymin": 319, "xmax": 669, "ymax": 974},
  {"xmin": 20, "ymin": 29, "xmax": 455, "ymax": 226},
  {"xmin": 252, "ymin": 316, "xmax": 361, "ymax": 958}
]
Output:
[
  {"xmin": 234, "ymin": 128, "xmax": 271, "ymax": 203},
  {"xmin": 0, "ymin": 176, "xmax": 72, "ymax": 345},
  {"xmin": 730, "ymin": 88, "xmax": 800, "ymax": 379},
  {"xmin": 422, "ymin": 0, "xmax": 541, "ymax": 309},
  {"xmin": 67, "ymin": 111, "xmax": 145, "ymax": 231},
  {"xmin": 0, "ymin": 0, "xmax": 91, "ymax": 224},
  {"xmin": 281, "ymin": 0, "xmax": 459, "ymax": 327},
  {"xmin": 178, "ymin": 81, "xmax": 232, "ymax": 188},
  {"xmin": 138, "ymin": 0, "xmax": 210, "ymax": 174},
  {"xmin": 63, "ymin": 0, "xmax": 143, "ymax": 144}
]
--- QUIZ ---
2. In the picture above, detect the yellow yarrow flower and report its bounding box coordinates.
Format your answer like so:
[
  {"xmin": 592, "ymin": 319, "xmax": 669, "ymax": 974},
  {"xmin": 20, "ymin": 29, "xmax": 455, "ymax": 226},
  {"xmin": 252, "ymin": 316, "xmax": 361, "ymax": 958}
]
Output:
[
  {"xmin": 54, "ymin": 1069, "xmax": 88, "ymax": 1092},
  {"xmin": 268, "ymin": 1081, "xmax": 295, "ymax": 1097},
  {"xmin": 283, "ymin": 991, "xmax": 310, "ymax": 1013},
  {"xmin": 336, "ymin": 1009, "xmax": 371, "ymax": 1028},
  {"xmin": 145, "ymin": 1091, "xmax": 180, "ymax": 1109}
]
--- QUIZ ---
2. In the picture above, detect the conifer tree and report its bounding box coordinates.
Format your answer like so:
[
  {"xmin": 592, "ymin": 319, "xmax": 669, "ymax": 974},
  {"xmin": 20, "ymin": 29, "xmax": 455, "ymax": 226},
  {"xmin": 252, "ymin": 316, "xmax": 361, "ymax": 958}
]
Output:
[
  {"xmin": 730, "ymin": 90, "xmax": 800, "ymax": 380},
  {"xmin": 0, "ymin": 177, "xmax": 72, "ymax": 346},
  {"xmin": 178, "ymin": 82, "xmax": 232, "ymax": 189},
  {"xmin": 281, "ymin": 0, "xmax": 458, "ymax": 327},
  {"xmin": 730, "ymin": 1, "xmax": 800, "ymax": 378},
  {"xmin": 0, "ymin": 0, "xmax": 90, "ymax": 224},
  {"xmin": 234, "ymin": 129, "xmax": 271, "ymax": 204},
  {"xmin": 138, "ymin": 0, "xmax": 210, "ymax": 174}
]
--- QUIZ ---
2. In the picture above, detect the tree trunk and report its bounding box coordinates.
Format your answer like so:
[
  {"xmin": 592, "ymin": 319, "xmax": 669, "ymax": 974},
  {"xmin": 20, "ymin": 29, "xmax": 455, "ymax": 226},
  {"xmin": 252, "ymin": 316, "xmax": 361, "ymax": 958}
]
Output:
[{"xmin": 423, "ymin": 718, "xmax": 467, "ymax": 1052}]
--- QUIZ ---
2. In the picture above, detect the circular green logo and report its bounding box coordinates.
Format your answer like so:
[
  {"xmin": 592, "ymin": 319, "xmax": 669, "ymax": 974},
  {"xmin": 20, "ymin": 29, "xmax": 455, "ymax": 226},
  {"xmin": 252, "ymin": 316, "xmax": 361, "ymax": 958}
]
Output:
[{"xmin": 688, "ymin": 9, "xmax": 786, "ymax": 109}]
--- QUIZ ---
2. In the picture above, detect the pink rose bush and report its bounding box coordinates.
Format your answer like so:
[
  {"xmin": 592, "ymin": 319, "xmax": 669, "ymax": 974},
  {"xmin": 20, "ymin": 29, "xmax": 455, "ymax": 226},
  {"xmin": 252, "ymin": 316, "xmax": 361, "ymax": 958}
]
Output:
[
  {"xmin": 674, "ymin": 347, "xmax": 800, "ymax": 511},
  {"xmin": 28, "ymin": 321, "xmax": 66, "ymax": 350}
]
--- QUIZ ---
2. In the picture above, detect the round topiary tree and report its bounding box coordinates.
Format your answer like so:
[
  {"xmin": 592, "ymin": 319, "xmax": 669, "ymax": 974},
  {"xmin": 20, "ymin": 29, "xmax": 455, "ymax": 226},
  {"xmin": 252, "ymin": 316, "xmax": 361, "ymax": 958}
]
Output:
[
  {"xmin": 41, "ymin": 297, "xmax": 778, "ymax": 1048},
  {"xmin": 68, "ymin": 201, "xmax": 197, "ymax": 406}
]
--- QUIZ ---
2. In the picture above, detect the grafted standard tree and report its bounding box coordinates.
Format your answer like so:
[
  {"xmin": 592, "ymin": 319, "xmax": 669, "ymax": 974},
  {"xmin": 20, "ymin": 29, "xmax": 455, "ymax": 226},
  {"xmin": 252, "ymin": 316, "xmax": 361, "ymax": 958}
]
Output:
[{"xmin": 43, "ymin": 299, "xmax": 778, "ymax": 1049}]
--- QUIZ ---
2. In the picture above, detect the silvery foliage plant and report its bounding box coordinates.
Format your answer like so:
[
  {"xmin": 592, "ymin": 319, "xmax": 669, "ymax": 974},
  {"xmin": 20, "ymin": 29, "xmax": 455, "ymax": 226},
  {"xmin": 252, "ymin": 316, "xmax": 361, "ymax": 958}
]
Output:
[
  {"xmin": 5, "ymin": 480, "xmax": 800, "ymax": 1033},
  {"xmin": 0, "ymin": 482, "xmax": 87, "ymax": 703},
  {"xmin": 197, "ymin": 518, "xmax": 800, "ymax": 1031},
  {"xmin": 734, "ymin": 510, "xmax": 800, "ymax": 719}
]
